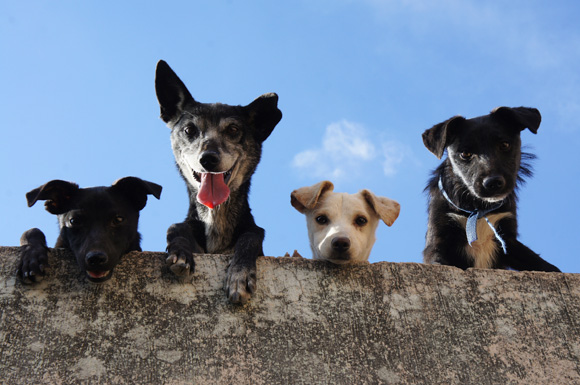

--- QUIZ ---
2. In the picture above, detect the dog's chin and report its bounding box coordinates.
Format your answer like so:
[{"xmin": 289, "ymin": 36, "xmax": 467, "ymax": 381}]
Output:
[
  {"xmin": 85, "ymin": 269, "xmax": 113, "ymax": 283},
  {"xmin": 474, "ymin": 182, "xmax": 515, "ymax": 204},
  {"xmin": 317, "ymin": 251, "xmax": 352, "ymax": 265},
  {"xmin": 326, "ymin": 258, "xmax": 351, "ymax": 265},
  {"xmin": 476, "ymin": 192, "xmax": 510, "ymax": 204}
]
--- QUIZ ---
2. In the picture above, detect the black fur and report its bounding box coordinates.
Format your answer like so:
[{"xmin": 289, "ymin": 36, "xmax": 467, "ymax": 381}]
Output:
[
  {"xmin": 18, "ymin": 177, "xmax": 162, "ymax": 283},
  {"xmin": 422, "ymin": 107, "xmax": 560, "ymax": 272},
  {"xmin": 155, "ymin": 60, "xmax": 282, "ymax": 304}
]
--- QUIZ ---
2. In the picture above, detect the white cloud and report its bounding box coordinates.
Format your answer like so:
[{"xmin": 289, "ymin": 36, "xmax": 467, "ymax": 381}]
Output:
[
  {"xmin": 381, "ymin": 141, "xmax": 406, "ymax": 177},
  {"xmin": 292, "ymin": 120, "xmax": 413, "ymax": 180},
  {"xmin": 324, "ymin": 121, "xmax": 376, "ymax": 161}
]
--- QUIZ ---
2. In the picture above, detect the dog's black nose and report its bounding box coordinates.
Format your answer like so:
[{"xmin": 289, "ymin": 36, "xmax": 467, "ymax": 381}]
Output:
[
  {"xmin": 483, "ymin": 176, "xmax": 505, "ymax": 192},
  {"xmin": 331, "ymin": 237, "xmax": 351, "ymax": 252},
  {"xmin": 200, "ymin": 151, "xmax": 220, "ymax": 171},
  {"xmin": 86, "ymin": 251, "xmax": 108, "ymax": 267}
]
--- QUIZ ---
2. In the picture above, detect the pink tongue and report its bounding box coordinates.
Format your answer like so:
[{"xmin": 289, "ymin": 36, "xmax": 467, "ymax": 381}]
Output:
[{"xmin": 197, "ymin": 173, "xmax": 230, "ymax": 209}]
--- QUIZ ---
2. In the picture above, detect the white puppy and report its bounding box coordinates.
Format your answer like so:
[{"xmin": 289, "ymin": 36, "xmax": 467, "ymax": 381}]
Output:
[{"xmin": 291, "ymin": 181, "xmax": 400, "ymax": 264}]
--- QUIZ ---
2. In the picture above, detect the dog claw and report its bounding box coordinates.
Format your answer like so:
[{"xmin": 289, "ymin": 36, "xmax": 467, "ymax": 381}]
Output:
[
  {"xmin": 247, "ymin": 280, "xmax": 256, "ymax": 295},
  {"xmin": 165, "ymin": 248, "xmax": 196, "ymax": 277},
  {"xmin": 230, "ymin": 292, "xmax": 241, "ymax": 303},
  {"xmin": 20, "ymin": 270, "xmax": 44, "ymax": 284},
  {"xmin": 229, "ymin": 290, "xmax": 249, "ymax": 305},
  {"xmin": 167, "ymin": 255, "xmax": 191, "ymax": 276},
  {"xmin": 170, "ymin": 263, "xmax": 190, "ymax": 276},
  {"xmin": 165, "ymin": 255, "xmax": 177, "ymax": 265}
]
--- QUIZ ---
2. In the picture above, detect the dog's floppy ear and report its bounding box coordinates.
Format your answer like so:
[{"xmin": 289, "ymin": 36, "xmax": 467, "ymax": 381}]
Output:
[
  {"xmin": 422, "ymin": 116, "xmax": 466, "ymax": 159},
  {"xmin": 111, "ymin": 177, "xmax": 163, "ymax": 211},
  {"xmin": 26, "ymin": 180, "xmax": 80, "ymax": 215},
  {"xmin": 155, "ymin": 60, "xmax": 197, "ymax": 124},
  {"xmin": 491, "ymin": 106, "xmax": 541, "ymax": 134},
  {"xmin": 291, "ymin": 181, "xmax": 334, "ymax": 214},
  {"xmin": 246, "ymin": 93, "xmax": 283, "ymax": 142},
  {"xmin": 360, "ymin": 190, "xmax": 400, "ymax": 227}
]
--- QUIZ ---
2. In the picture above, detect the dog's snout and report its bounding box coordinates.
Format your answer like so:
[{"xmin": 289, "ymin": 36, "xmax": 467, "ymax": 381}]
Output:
[
  {"xmin": 331, "ymin": 237, "xmax": 351, "ymax": 253},
  {"xmin": 483, "ymin": 176, "xmax": 505, "ymax": 192},
  {"xmin": 200, "ymin": 151, "xmax": 220, "ymax": 171},
  {"xmin": 86, "ymin": 251, "xmax": 108, "ymax": 267}
]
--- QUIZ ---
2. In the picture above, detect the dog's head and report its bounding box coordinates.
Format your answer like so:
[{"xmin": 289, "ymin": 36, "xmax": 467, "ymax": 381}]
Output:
[
  {"xmin": 155, "ymin": 60, "xmax": 282, "ymax": 209},
  {"xmin": 26, "ymin": 177, "xmax": 162, "ymax": 282},
  {"xmin": 422, "ymin": 106, "xmax": 540, "ymax": 202},
  {"xmin": 291, "ymin": 181, "xmax": 400, "ymax": 264}
]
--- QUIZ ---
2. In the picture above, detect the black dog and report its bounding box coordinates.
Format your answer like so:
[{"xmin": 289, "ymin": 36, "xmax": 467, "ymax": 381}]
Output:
[
  {"xmin": 155, "ymin": 60, "xmax": 282, "ymax": 304},
  {"xmin": 19, "ymin": 177, "xmax": 162, "ymax": 283},
  {"xmin": 422, "ymin": 106, "xmax": 559, "ymax": 272}
]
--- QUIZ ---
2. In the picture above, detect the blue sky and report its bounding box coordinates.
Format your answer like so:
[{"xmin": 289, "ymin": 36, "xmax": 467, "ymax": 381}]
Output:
[{"xmin": 1, "ymin": 1, "xmax": 579, "ymax": 273}]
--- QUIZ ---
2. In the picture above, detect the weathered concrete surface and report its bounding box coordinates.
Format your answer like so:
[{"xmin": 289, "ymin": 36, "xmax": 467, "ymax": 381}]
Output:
[{"xmin": 0, "ymin": 246, "xmax": 579, "ymax": 384}]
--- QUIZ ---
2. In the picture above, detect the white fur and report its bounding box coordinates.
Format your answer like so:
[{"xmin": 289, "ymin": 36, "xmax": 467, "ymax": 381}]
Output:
[
  {"xmin": 448, "ymin": 149, "xmax": 509, "ymax": 203},
  {"xmin": 307, "ymin": 192, "xmax": 378, "ymax": 264},
  {"xmin": 292, "ymin": 182, "xmax": 399, "ymax": 264}
]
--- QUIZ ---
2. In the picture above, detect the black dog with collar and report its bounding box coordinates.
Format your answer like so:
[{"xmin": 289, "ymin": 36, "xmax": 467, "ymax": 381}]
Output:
[{"xmin": 422, "ymin": 106, "xmax": 559, "ymax": 272}]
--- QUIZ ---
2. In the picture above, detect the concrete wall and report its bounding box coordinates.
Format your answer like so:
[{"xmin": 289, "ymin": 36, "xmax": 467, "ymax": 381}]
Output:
[{"xmin": 1, "ymin": 246, "xmax": 579, "ymax": 384}]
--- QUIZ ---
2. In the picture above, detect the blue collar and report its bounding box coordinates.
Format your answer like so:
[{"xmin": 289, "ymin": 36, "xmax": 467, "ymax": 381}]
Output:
[{"xmin": 438, "ymin": 177, "xmax": 507, "ymax": 254}]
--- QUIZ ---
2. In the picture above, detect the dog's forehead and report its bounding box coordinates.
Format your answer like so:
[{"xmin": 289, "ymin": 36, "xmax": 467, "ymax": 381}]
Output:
[
  {"xmin": 469, "ymin": 114, "xmax": 521, "ymax": 135},
  {"xmin": 316, "ymin": 192, "xmax": 372, "ymax": 215},
  {"xmin": 73, "ymin": 187, "xmax": 127, "ymax": 212},
  {"xmin": 470, "ymin": 114, "xmax": 500, "ymax": 127},
  {"xmin": 453, "ymin": 116, "xmax": 519, "ymax": 145},
  {"xmin": 184, "ymin": 103, "xmax": 247, "ymax": 124}
]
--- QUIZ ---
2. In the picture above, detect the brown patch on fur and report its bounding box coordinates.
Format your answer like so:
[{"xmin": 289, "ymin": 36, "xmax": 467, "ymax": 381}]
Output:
[{"xmin": 448, "ymin": 212, "xmax": 513, "ymax": 268}]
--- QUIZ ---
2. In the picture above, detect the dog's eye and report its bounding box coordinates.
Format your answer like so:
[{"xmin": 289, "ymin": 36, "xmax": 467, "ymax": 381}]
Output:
[
  {"xmin": 112, "ymin": 216, "xmax": 125, "ymax": 226},
  {"xmin": 184, "ymin": 124, "xmax": 197, "ymax": 137},
  {"xmin": 460, "ymin": 152, "xmax": 473, "ymax": 161},
  {"xmin": 355, "ymin": 216, "xmax": 368, "ymax": 226},
  {"xmin": 226, "ymin": 124, "xmax": 240, "ymax": 136},
  {"xmin": 500, "ymin": 141, "xmax": 511, "ymax": 151},
  {"xmin": 315, "ymin": 215, "xmax": 329, "ymax": 225}
]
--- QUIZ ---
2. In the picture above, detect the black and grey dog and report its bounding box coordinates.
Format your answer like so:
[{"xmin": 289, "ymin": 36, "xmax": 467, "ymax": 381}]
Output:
[
  {"xmin": 19, "ymin": 177, "xmax": 162, "ymax": 283},
  {"xmin": 155, "ymin": 60, "xmax": 282, "ymax": 304},
  {"xmin": 422, "ymin": 106, "xmax": 559, "ymax": 272}
]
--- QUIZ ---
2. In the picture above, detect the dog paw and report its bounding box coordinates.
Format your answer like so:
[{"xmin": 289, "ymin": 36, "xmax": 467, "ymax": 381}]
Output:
[
  {"xmin": 165, "ymin": 254, "xmax": 193, "ymax": 276},
  {"xmin": 165, "ymin": 235, "xmax": 198, "ymax": 276},
  {"xmin": 18, "ymin": 244, "xmax": 49, "ymax": 284},
  {"xmin": 283, "ymin": 250, "xmax": 303, "ymax": 258},
  {"xmin": 291, "ymin": 250, "xmax": 303, "ymax": 258},
  {"xmin": 224, "ymin": 263, "xmax": 256, "ymax": 305}
]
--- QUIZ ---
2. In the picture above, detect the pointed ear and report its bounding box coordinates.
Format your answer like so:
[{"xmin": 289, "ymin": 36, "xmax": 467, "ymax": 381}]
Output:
[
  {"xmin": 111, "ymin": 177, "xmax": 162, "ymax": 211},
  {"xmin": 26, "ymin": 180, "xmax": 80, "ymax": 215},
  {"xmin": 291, "ymin": 181, "xmax": 334, "ymax": 214},
  {"xmin": 245, "ymin": 93, "xmax": 282, "ymax": 142},
  {"xmin": 422, "ymin": 116, "xmax": 466, "ymax": 159},
  {"xmin": 155, "ymin": 60, "xmax": 197, "ymax": 123},
  {"xmin": 360, "ymin": 190, "xmax": 400, "ymax": 226},
  {"xmin": 491, "ymin": 106, "xmax": 541, "ymax": 134}
]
